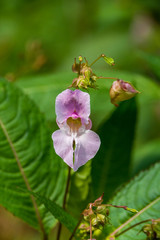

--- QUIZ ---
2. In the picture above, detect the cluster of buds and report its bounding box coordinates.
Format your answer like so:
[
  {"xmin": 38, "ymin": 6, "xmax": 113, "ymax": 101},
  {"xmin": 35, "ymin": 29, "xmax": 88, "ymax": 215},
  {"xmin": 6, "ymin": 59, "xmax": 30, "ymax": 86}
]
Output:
[
  {"xmin": 78, "ymin": 194, "xmax": 110, "ymax": 239},
  {"xmin": 142, "ymin": 219, "xmax": 160, "ymax": 239},
  {"xmin": 77, "ymin": 194, "xmax": 138, "ymax": 240},
  {"xmin": 70, "ymin": 54, "xmax": 115, "ymax": 89},
  {"xmin": 70, "ymin": 54, "xmax": 140, "ymax": 107}
]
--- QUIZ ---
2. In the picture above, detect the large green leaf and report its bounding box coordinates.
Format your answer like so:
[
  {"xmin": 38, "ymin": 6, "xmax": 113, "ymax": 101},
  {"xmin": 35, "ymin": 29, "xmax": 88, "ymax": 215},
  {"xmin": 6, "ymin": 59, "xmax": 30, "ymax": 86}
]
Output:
[
  {"xmin": 0, "ymin": 78, "xmax": 66, "ymax": 233},
  {"xmin": 103, "ymin": 162, "xmax": 160, "ymax": 240},
  {"xmin": 91, "ymin": 98, "xmax": 137, "ymax": 202}
]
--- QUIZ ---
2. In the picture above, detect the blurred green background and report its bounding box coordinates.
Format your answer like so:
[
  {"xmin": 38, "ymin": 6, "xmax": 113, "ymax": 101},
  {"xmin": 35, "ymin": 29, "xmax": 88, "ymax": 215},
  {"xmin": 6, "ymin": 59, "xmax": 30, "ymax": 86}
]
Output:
[{"xmin": 0, "ymin": 0, "xmax": 160, "ymax": 239}]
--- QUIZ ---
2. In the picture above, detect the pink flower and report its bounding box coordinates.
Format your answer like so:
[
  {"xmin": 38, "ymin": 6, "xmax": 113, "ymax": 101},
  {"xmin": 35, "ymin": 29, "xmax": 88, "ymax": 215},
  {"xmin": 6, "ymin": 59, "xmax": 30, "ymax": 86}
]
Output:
[{"xmin": 52, "ymin": 89, "xmax": 100, "ymax": 171}]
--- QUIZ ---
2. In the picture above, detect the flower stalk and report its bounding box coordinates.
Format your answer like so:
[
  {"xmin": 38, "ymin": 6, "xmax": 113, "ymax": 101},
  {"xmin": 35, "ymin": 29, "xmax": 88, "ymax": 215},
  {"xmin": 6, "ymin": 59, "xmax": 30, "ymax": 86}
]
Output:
[{"xmin": 56, "ymin": 167, "xmax": 71, "ymax": 240}]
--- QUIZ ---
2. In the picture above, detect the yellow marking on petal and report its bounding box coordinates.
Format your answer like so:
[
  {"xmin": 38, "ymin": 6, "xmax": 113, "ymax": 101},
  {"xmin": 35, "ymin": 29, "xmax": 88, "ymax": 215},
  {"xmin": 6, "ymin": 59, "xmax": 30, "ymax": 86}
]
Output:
[{"xmin": 67, "ymin": 117, "xmax": 82, "ymax": 133}]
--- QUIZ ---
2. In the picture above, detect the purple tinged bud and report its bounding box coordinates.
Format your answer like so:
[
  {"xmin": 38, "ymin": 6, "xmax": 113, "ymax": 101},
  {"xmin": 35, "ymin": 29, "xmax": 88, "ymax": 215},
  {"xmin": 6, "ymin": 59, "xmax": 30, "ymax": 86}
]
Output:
[{"xmin": 109, "ymin": 79, "xmax": 139, "ymax": 106}]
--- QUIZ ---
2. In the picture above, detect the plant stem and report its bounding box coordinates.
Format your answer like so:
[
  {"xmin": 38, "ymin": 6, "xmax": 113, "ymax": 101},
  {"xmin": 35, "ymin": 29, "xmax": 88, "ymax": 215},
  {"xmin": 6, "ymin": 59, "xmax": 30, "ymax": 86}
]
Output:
[
  {"xmin": 69, "ymin": 215, "xmax": 83, "ymax": 240},
  {"xmin": 97, "ymin": 76, "xmax": 119, "ymax": 80},
  {"xmin": 43, "ymin": 233, "xmax": 48, "ymax": 240},
  {"xmin": 90, "ymin": 215, "xmax": 92, "ymax": 240},
  {"xmin": 89, "ymin": 54, "xmax": 104, "ymax": 67},
  {"xmin": 56, "ymin": 167, "xmax": 71, "ymax": 240},
  {"xmin": 115, "ymin": 219, "xmax": 152, "ymax": 237}
]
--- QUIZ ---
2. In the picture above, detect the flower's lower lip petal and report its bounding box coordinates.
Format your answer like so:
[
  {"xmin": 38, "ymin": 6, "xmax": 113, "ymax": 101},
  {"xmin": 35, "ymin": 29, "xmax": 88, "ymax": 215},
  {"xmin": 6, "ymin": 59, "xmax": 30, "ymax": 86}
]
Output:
[
  {"xmin": 73, "ymin": 130, "xmax": 101, "ymax": 171},
  {"xmin": 52, "ymin": 130, "xmax": 74, "ymax": 169}
]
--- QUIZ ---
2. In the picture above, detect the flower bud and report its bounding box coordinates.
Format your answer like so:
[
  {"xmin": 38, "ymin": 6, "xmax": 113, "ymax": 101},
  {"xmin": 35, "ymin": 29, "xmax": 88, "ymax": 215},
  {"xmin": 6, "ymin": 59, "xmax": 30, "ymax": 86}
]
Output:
[
  {"xmin": 78, "ymin": 55, "xmax": 83, "ymax": 62},
  {"xmin": 96, "ymin": 205, "xmax": 109, "ymax": 216},
  {"xmin": 126, "ymin": 207, "xmax": 138, "ymax": 213},
  {"xmin": 93, "ymin": 193, "xmax": 104, "ymax": 206},
  {"xmin": 102, "ymin": 54, "xmax": 115, "ymax": 66},
  {"xmin": 97, "ymin": 214, "xmax": 106, "ymax": 225},
  {"xmin": 92, "ymin": 217, "xmax": 99, "ymax": 226},
  {"xmin": 109, "ymin": 79, "xmax": 139, "ymax": 106}
]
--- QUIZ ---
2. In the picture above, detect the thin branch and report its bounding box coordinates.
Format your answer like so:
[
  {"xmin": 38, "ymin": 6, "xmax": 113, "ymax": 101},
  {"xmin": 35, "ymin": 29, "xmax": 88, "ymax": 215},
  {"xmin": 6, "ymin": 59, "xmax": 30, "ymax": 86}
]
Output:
[
  {"xmin": 69, "ymin": 215, "xmax": 83, "ymax": 240},
  {"xmin": 56, "ymin": 167, "xmax": 71, "ymax": 240},
  {"xmin": 89, "ymin": 54, "xmax": 104, "ymax": 67},
  {"xmin": 115, "ymin": 219, "xmax": 152, "ymax": 238},
  {"xmin": 97, "ymin": 76, "xmax": 119, "ymax": 80}
]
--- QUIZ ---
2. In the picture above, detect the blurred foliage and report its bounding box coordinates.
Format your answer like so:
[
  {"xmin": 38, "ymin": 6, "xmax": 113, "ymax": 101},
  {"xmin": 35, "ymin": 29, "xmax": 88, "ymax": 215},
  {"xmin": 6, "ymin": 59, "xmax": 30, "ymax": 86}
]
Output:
[
  {"xmin": 0, "ymin": 0, "xmax": 160, "ymax": 78},
  {"xmin": 0, "ymin": 0, "xmax": 160, "ymax": 239}
]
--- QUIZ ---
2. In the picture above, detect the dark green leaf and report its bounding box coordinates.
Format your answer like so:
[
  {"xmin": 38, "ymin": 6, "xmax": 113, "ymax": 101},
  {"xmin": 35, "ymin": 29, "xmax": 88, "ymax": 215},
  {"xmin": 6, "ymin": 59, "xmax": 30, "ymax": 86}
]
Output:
[
  {"xmin": 91, "ymin": 98, "xmax": 137, "ymax": 201},
  {"xmin": 131, "ymin": 139, "xmax": 160, "ymax": 176}
]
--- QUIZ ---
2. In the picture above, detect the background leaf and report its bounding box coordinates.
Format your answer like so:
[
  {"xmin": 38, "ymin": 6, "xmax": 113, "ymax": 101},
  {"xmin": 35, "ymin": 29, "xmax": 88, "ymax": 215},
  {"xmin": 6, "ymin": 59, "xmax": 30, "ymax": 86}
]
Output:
[
  {"xmin": 131, "ymin": 139, "xmax": 160, "ymax": 176},
  {"xmin": 138, "ymin": 51, "xmax": 160, "ymax": 79},
  {"xmin": 91, "ymin": 98, "xmax": 137, "ymax": 202},
  {"xmin": 102, "ymin": 162, "xmax": 160, "ymax": 240},
  {"xmin": 0, "ymin": 78, "xmax": 66, "ymax": 233}
]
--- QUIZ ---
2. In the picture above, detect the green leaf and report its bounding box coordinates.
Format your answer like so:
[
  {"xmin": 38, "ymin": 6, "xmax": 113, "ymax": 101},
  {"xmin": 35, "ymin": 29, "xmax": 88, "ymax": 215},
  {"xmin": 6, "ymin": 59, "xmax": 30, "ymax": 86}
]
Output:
[
  {"xmin": 27, "ymin": 191, "xmax": 78, "ymax": 233},
  {"xmin": 131, "ymin": 139, "xmax": 160, "ymax": 176},
  {"xmin": 0, "ymin": 78, "xmax": 66, "ymax": 233},
  {"xmin": 103, "ymin": 162, "xmax": 160, "ymax": 240},
  {"xmin": 91, "ymin": 98, "xmax": 137, "ymax": 202}
]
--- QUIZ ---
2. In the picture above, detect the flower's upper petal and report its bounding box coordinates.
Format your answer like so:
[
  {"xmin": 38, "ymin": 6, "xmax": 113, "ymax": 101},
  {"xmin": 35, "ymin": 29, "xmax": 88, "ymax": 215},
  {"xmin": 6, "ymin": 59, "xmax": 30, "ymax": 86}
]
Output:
[
  {"xmin": 52, "ymin": 130, "xmax": 74, "ymax": 169},
  {"xmin": 73, "ymin": 130, "xmax": 101, "ymax": 171},
  {"xmin": 55, "ymin": 89, "xmax": 90, "ymax": 123}
]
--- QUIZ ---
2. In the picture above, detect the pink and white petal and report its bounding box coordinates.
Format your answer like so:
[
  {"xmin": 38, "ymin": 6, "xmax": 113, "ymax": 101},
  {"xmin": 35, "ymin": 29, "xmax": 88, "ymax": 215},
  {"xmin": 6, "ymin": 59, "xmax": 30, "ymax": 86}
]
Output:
[
  {"xmin": 74, "ymin": 90, "xmax": 90, "ymax": 119},
  {"xmin": 73, "ymin": 130, "xmax": 101, "ymax": 171},
  {"xmin": 56, "ymin": 89, "xmax": 76, "ymax": 123},
  {"xmin": 55, "ymin": 89, "xmax": 91, "ymax": 123},
  {"xmin": 52, "ymin": 130, "xmax": 74, "ymax": 169}
]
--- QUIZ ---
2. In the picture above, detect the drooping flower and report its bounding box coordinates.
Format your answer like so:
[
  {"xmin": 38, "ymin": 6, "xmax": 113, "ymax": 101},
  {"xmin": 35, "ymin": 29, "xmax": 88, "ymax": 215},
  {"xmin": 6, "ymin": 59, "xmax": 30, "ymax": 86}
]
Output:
[
  {"xmin": 109, "ymin": 79, "xmax": 139, "ymax": 106},
  {"xmin": 52, "ymin": 89, "xmax": 100, "ymax": 171}
]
